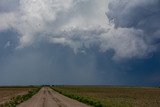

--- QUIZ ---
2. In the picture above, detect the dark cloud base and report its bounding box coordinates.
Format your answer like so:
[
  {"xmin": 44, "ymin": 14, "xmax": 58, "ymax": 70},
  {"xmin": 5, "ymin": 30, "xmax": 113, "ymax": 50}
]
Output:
[
  {"xmin": 0, "ymin": 30, "xmax": 159, "ymax": 86},
  {"xmin": 0, "ymin": 0, "xmax": 160, "ymax": 86}
]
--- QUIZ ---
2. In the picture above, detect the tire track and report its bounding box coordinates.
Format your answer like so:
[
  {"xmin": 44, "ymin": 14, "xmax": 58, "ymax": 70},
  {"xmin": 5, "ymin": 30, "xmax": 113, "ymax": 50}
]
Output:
[{"xmin": 18, "ymin": 87, "xmax": 89, "ymax": 107}]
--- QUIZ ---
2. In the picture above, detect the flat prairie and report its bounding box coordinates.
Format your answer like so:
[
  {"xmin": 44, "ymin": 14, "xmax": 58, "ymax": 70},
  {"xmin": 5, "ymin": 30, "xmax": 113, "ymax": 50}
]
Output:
[
  {"xmin": 53, "ymin": 86, "xmax": 160, "ymax": 107},
  {"xmin": 0, "ymin": 86, "xmax": 37, "ymax": 105}
]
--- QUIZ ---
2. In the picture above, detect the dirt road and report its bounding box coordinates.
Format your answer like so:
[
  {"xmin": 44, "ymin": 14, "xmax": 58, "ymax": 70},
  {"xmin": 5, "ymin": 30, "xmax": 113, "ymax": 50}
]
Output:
[{"xmin": 18, "ymin": 87, "xmax": 89, "ymax": 107}]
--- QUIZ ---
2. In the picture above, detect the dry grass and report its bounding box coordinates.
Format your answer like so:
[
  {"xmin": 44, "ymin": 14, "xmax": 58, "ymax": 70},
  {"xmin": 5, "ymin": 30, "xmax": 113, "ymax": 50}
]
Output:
[
  {"xmin": 0, "ymin": 86, "xmax": 37, "ymax": 105},
  {"xmin": 53, "ymin": 86, "xmax": 160, "ymax": 107}
]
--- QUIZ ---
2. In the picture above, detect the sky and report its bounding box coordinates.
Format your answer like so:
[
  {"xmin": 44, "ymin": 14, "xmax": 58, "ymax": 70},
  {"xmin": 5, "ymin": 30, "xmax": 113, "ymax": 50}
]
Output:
[{"xmin": 0, "ymin": 0, "xmax": 160, "ymax": 86}]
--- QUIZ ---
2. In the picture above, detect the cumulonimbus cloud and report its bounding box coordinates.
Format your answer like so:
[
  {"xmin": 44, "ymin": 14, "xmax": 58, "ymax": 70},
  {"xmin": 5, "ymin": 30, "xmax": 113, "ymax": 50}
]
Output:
[
  {"xmin": 0, "ymin": 0, "xmax": 159, "ymax": 59},
  {"xmin": 107, "ymin": 0, "xmax": 160, "ymax": 39}
]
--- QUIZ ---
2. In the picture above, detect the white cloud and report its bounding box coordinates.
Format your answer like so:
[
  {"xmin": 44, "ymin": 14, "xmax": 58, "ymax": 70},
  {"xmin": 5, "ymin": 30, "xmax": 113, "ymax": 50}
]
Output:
[
  {"xmin": 100, "ymin": 27, "xmax": 152, "ymax": 59},
  {"xmin": 0, "ymin": 13, "xmax": 17, "ymax": 31},
  {"xmin": 0, "ymin": 0, "xmax": 158, "ymax": 59}
]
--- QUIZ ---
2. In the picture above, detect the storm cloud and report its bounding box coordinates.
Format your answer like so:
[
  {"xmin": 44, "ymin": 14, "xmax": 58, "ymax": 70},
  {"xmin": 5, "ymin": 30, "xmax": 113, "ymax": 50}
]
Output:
[
  {"xmin": 0, "ymin": 0, "xmax": 159, "ymax": 59},
  {"xmin": 107, "ymin": 0, "xmax": 160, "ymax": 43},
  {"xmin": 0, "ymin": 0, "xmax": 160, "ymax": 85}
]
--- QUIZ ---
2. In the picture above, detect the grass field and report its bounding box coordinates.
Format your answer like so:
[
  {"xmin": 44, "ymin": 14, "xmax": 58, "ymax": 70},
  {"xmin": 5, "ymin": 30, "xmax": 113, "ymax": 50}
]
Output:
[
  {"xmin": 0, "ymin": 86, "xmax": 39, "ymax": 106},
  {"xmin": 53, "ymin": 86, "xmax": 160, "ymax": 107}
]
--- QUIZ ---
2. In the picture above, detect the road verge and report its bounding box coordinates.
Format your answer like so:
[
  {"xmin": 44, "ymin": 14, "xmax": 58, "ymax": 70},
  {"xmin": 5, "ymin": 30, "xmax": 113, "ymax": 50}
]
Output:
[
  {"xmin": 52, "ymin": 87, "xmax": 104, "ymax": 107},
  {"xmin": 0, "ymin": 87, "xmax": 41, "ymax": 107}
]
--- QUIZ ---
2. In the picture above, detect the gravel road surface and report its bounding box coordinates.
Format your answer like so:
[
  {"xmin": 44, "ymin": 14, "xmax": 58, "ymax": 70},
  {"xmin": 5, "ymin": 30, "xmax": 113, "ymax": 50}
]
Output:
[{"xmin": 18, "ymin": 87, "xmax": 89, "ymax": 107}]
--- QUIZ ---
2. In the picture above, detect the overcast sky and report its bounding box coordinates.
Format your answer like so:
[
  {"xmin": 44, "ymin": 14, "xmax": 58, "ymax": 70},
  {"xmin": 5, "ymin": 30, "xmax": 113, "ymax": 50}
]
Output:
[{"xmin": 0, "ymin": 0, "xmax": 160, "ymax": 86}]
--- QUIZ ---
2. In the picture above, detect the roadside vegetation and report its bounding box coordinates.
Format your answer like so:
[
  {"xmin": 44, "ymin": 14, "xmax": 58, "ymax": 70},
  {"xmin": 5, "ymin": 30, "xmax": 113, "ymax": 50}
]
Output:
[
  {"xmin": 53, "ymin": 87, "xmax": 103, "ymax": 107},
  {"xmin": 0, "ymin": 87, "xmax": 41, "ymax": 107},
  {"xmin": 52, "ymin": 86, "xmax": 160, "ymax": 107}
]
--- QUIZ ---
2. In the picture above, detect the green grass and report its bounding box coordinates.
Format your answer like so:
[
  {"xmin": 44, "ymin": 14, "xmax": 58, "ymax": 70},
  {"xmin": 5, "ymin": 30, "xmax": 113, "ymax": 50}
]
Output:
[
  {"xmin": 53, "ymin": 87, "xmax": 103, "ymax": 107},
  {"xmin": 52, "ymin": 86, "xmax": 160, "ymax": 107},
  {"xmin": 0, "ymin": 87, "xmax": 41, "ymax": 107}
]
